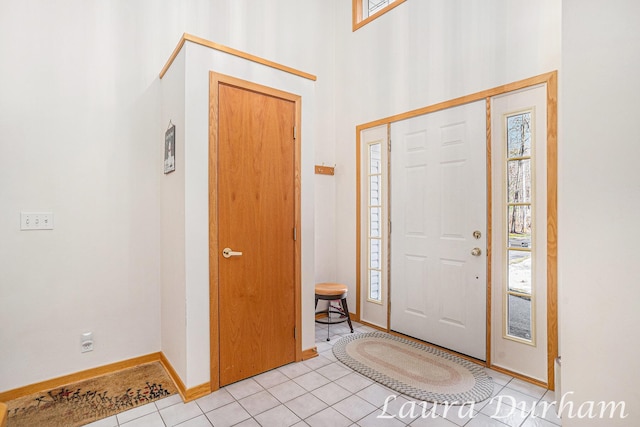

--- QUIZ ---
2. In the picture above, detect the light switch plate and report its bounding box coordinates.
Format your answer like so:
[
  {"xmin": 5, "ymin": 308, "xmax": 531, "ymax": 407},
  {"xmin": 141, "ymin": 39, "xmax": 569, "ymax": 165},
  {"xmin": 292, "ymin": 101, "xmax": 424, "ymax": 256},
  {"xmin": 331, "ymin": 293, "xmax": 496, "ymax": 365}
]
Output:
[{"xmin": 21, "ymin": 212, "xmax": 54, "ymax": 230}]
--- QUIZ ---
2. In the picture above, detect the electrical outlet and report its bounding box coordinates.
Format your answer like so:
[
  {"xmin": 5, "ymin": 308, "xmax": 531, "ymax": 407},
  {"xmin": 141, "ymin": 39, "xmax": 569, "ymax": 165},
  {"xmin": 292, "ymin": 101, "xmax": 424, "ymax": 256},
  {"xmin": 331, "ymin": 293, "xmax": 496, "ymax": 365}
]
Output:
[{"xmin": 81, "ymin": 332, "xmax": 94, "ymax": 353}]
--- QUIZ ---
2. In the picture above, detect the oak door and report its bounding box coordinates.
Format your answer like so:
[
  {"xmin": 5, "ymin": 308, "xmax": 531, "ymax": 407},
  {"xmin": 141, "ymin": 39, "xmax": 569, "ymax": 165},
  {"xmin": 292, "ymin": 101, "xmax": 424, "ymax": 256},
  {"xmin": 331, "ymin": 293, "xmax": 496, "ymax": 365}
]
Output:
[{"xmin": 215, "ymin": 79, "xmax": 297, "ymax": 386}]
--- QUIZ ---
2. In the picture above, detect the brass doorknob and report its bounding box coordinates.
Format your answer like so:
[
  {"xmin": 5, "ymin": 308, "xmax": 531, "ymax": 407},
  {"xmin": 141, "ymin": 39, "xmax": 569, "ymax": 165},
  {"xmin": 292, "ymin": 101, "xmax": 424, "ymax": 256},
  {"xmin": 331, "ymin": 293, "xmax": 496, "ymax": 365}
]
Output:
[{"xmin": 471, "ymin": 247, "xmax": 482, "ymax": 256}]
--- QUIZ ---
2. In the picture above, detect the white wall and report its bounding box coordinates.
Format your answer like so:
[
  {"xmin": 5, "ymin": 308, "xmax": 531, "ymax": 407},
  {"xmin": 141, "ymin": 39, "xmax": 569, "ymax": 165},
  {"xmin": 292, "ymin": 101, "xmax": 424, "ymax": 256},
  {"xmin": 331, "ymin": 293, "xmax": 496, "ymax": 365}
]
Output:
[
  {"xmin": 0, "ymin": 0, "xmax": 335, "ymax": 392},
  {"xmin": 0, "ymin": 1, "xmax": 165, "ymax": 391},
  {"xmin": 560, "ymin": 1, "xmax": 640, "ymax": 424},
  {"xmin": 160, "ymin": 48, "xmax": 187, "ymax": 387},
  {"xmin": 333, "ymin": 0, "xmax": 561, "ymax": 312}
]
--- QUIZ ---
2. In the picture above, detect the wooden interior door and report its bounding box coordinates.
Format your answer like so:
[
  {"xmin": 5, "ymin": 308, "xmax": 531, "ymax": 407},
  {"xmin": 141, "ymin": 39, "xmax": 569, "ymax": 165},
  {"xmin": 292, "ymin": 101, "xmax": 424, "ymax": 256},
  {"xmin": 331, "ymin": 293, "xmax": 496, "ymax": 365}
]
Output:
[{"xmin": 214, "ymin": 78, "xmax": 297, "ymax": 386}]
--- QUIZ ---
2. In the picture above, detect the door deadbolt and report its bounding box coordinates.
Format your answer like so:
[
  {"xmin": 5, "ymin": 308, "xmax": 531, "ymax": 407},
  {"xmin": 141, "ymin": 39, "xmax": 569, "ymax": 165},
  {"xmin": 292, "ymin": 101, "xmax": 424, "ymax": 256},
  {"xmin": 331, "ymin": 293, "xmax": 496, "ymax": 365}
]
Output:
[{"xmin": 473, "ymin": 230, "xmax": 481, "ymax": 239}]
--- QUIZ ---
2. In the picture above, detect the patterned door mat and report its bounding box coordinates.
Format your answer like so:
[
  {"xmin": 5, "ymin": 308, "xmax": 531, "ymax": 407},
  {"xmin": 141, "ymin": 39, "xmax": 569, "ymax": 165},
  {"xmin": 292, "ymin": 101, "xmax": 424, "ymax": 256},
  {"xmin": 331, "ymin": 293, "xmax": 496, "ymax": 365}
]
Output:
[{"xmin": 5, "ymin": 362, "xmax": 178, "ymax": 427}]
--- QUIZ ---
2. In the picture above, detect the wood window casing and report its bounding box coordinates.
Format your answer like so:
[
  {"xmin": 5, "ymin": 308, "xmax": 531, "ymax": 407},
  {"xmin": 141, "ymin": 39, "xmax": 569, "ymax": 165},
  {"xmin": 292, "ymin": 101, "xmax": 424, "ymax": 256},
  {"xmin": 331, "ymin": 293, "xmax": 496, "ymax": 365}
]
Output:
[{"xmin": 352, "ymin": 0, "xmax": 407, "ymax": 32}]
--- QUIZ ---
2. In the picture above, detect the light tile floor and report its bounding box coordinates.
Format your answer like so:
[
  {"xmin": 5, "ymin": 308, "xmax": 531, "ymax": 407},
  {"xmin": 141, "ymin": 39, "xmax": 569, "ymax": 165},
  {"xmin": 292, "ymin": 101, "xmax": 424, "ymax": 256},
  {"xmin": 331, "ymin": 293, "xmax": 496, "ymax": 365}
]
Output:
[{"xmin": 84, "ymin": 322, "xmax": 562, "ymax": 427}]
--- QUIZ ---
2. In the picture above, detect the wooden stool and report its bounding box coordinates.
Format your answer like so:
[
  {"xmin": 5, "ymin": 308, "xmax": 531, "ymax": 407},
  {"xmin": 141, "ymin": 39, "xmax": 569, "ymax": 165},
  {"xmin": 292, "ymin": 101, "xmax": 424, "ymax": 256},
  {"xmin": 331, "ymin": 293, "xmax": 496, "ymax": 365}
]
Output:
[{"xmin": 315, "ymin": 282, "xmax": 354, "ymax": 341}]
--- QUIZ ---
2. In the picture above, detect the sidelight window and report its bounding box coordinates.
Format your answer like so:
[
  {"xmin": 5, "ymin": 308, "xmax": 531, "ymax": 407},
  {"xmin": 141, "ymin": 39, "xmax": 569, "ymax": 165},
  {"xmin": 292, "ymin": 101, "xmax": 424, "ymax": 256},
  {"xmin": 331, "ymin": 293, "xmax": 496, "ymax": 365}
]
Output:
[
  {"xmin": 367, "ymin": 142, "xmax": 383, "ymax": 303},
  {"xmin": 504, "ymin": 110, "xmax": 535, "ymax": 344}
]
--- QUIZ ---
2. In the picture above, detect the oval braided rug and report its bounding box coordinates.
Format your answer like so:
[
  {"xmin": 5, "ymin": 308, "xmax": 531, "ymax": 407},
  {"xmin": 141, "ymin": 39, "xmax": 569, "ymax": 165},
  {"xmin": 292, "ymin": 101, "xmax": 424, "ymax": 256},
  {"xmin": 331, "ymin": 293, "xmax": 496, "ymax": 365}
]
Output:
[{"xmin": 333, "ymin": 332, "xmax": 493, "ymax": 404}]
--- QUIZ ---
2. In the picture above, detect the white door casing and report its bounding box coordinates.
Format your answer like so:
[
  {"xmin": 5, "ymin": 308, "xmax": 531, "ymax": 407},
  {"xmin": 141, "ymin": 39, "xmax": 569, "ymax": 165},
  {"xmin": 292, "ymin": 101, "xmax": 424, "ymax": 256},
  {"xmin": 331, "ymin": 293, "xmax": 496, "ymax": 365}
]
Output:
[{"xmin": 390, "ymin": 100, "xmax": 487, "ymax": 360}]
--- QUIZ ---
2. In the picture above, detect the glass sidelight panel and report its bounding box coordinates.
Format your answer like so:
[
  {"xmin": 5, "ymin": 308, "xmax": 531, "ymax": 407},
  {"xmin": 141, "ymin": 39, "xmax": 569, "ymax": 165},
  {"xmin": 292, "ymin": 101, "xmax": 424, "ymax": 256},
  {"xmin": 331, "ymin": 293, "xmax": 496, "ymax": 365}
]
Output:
[
  {"xmin": 370, "ymin": 238, "xmax": 381, "ymax": 269},
  {"xmin": 370, "ymin": 175, "xmax": 381, "ymax": 206},
  {"xmin": 508, "ymin": 251, "xmax": 532, "ymax": 293},
  {"xmin": 369, "ymin": 269, "xmax": 381, "ymax": 301},
  {"xmin": 507, "ymin": 294, "xmax": 532, "ymax": 341},
  {"xmin": 370, "ymin": 143, "xmax": 381, "ymax": 173},
  {"xmin": 507, "ymin": 112, "xmax": 532, "ymax": 157},
  {"xmin": 504, "ymin": 109, "xmax": 534, "ymax": 344},
  {"xmin": 367, "ymin": 142, "xmax": 384, "ymax": 303},
  {"xmin": 508, "ymin": 206, "xmax": 532, "ymax": 249},
  {"xmin": 507, "ymin": 159, "xmax": 532, "ymax": 203},
  {"xmin": 369, "ymin": 207, "xmax": 381, "ymax": 237}
]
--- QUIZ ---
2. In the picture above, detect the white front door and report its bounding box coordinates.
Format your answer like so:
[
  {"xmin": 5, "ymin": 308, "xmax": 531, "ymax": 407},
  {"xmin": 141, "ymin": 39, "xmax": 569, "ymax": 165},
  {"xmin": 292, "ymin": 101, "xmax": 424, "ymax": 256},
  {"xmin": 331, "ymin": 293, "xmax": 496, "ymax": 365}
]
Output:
[{"xmin": 390, "ymin": 101, "xmax": 487, "ymax": 360}]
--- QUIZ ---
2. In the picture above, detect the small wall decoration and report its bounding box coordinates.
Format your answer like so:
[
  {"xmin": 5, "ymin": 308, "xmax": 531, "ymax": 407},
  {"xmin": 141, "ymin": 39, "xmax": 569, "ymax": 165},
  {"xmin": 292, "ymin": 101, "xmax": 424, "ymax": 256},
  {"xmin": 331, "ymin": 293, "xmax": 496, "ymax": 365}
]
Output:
[{"xmin": 164, "ymin": 122, "xmax": 176, "ymax": 174}]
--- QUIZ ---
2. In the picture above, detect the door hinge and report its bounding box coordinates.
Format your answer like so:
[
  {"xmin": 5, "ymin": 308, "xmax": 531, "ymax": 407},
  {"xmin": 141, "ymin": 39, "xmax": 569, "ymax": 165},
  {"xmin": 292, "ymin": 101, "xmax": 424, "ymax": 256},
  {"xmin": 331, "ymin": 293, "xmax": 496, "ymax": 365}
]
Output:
[
  {"xmin": 389, "ymin": 220, "xmax": 392, "ymax": 234},
  {"xmin": 293, "ymin": 227, "xmax": 297, "ymax": 241},
  {"xmin": 294, "ymin": 327, "xmax": 297, "ymax": 339},
  {"xmin": 293, "ymin": 126, "xmax": 297, "ymax": 140},
  {"xmin": 388, "ymin": 138, "xmax": 391, "ymax": 151}
]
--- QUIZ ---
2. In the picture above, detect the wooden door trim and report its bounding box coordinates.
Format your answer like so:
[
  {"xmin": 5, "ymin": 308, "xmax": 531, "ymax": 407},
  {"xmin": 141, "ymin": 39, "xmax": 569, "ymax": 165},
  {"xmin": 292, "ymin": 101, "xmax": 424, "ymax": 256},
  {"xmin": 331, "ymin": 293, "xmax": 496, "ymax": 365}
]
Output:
[
  {"xmin": 545, "ymin": 71, "xmax": 558, "ymax": 390},
  {"xmin": 485, "ymin": 97, "xmax": 493, "ymax": 371},
  {"xmin": 355, "ymin": 71, "xmax": 558, "ymax": 388},
  {"xmin": 209, "ymin": 72, "xmax": 302, "ymax": 391}
]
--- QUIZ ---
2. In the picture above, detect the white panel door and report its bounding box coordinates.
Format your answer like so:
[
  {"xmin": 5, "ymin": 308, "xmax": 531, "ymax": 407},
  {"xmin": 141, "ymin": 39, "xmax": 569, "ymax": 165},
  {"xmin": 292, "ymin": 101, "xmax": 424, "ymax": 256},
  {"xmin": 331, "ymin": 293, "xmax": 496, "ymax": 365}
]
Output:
[{"xmin": 390, "ymin": 101, "xmax": 487, "ymax": 360}]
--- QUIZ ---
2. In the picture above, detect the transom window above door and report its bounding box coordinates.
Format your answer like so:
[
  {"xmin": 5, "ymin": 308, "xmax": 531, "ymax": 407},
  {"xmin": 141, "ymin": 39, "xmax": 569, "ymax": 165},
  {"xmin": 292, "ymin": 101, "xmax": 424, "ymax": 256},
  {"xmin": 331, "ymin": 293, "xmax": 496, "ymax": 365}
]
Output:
[{"xmin": 352, "ymin": 0, "xmax": 407, "ymax": 31}]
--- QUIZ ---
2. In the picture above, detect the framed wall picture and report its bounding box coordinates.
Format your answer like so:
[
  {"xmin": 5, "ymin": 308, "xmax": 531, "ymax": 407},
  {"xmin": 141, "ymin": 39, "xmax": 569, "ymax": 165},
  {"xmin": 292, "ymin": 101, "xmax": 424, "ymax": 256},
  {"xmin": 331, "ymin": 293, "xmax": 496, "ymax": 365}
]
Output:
[{"xmin": 164, "ymin": 123, "xmax": 176, "ymax": 174}]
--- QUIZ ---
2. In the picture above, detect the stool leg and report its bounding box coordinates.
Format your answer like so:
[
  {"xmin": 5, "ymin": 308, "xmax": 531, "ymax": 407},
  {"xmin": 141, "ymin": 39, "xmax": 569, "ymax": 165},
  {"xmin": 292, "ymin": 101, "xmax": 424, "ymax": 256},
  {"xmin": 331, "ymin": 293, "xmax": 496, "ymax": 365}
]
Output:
[
  {"xmin": 340, "ymin": 297, "xmax": 354, "ymax": 333},
  {"xmin": 326, "ymin": 301, "xmax": 331, "ymax": 341}
]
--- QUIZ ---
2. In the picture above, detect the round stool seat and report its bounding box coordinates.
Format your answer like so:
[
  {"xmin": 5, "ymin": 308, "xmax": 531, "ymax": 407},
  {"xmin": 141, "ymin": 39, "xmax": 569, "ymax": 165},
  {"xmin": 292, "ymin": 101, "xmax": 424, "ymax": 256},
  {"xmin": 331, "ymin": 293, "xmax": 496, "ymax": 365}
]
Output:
[
  {"xmin": 314, "ymin": 282, "xmax": 354, "ymax": 340},
  {"xmin": 315, "ymin": 282, "xmax": 348, "ymax": 297}
]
